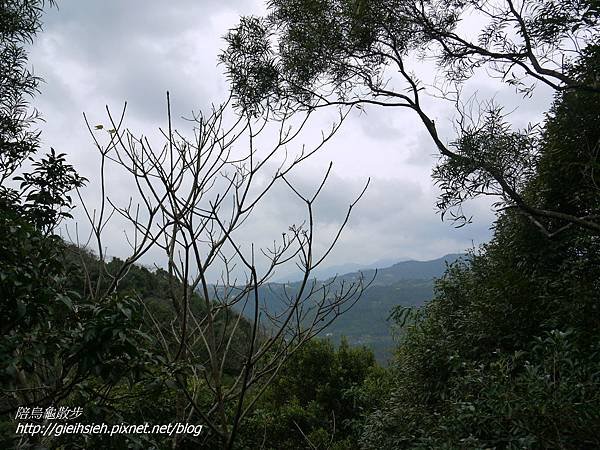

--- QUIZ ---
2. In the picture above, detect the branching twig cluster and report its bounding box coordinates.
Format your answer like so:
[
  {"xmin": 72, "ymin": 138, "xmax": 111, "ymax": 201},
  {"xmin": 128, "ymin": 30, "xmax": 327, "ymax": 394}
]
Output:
[{"xmin": 71, "ymin": 93, "xmax": 370, "ymax": 448}]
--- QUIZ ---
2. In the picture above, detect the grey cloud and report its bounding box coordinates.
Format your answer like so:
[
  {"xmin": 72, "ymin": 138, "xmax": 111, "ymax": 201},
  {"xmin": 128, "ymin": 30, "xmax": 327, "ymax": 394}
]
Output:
[
  {"xmin": 35, "ymin": 0, "xmax": 247, "ymax": 123},
  {"xmin": 234, "ymin": 166, "xmax": 493, "ymax": 273},
  {"xmin": 455, "ymin": 79, "xmax": 554, "ymax": 129},
  {"xmin": 355, "ymin": 106, "xmax": 405, "ymax": 142},
  {"xmin": 29, "ymin": 0, "xmax": 508, "ymax": 282}
]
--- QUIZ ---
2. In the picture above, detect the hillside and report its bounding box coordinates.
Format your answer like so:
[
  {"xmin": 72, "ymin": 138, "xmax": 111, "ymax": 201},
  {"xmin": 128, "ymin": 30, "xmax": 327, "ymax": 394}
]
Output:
[
  {"xmin": 231, "ymin": 254, "xmax": 465, "ymax": 363},
  {"xmin": 321, "ymin": 254, "xmax": 465, "ymax": 362}
]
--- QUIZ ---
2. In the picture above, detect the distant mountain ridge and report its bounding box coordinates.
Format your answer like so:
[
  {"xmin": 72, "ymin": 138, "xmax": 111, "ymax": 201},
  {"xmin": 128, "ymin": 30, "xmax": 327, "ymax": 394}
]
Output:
[
  {"xmin": 318, "ymin": 253, "xmax": 465, "ymax": 363},
  {"xmin": 274, "ymin": 257, "xmax": 399, "ymax": 282},
  {"xmin": 330, "ymin": 253, "xmax": 465, "ymax": 286},
  {"xmin": 231, "ymin": 253, "xmax": 466, "ymax": 363}
]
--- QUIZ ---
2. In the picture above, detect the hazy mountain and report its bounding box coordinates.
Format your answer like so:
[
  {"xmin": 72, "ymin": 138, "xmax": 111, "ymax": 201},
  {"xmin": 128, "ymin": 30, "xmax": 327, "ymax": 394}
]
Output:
[
  {"xmin": 232, "ymin": 253, "xmax": 466, "ymax": 363},
  {"xmin": 320, "ymin": 253, "xmax": 465, "ymax": 362},
  {"xmin": 274, "ymin": 257, "xmax": 400, "ymax": 283},
  {"xmin": 333, "ymin": 253, "xmax": 465, "ymax": 286}
]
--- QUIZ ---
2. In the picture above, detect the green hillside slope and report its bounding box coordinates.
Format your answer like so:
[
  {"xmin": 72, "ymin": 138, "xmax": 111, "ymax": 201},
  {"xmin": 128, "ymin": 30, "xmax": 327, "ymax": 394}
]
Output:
[{"xmin": 230, "ymin": 254, "xmax": 465, "ymax": 363}]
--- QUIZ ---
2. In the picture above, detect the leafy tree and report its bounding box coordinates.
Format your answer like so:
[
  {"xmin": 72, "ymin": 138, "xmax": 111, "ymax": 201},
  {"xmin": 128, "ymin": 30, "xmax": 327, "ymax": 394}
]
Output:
[
  {"xmin": 360, "ymin": 47, "xmax": 600, "ymax": 449},
  {"xmin": 0, "ymin": 3, "xmax": 154, "ymax": 448},
  {"xmin": 0, "ymin": 186, "xmax": 159, "ymax": 449},
  {"xmin": 222, "ymin": 0, "xmax": 600, "ymax": 235},
  {"xmin": 238, "ymin": 338, "xmax": 387, "ymax": 450},
  {"xmin": 0, "ymin": 0, "xmax": 51, "ymax": 186}
]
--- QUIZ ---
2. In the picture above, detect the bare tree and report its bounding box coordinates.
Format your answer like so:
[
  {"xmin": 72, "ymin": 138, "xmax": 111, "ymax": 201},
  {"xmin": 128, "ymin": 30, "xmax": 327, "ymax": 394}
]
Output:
[{"xmin": 72, "ymin": 93, "xmax": 370, "ymax": 448}]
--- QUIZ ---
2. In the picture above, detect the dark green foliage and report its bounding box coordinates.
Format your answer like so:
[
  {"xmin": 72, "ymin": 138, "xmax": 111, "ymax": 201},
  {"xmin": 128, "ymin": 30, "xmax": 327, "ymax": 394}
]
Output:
[
  {"xmin": 65, "ymin": 249, "xmax": 254, "ymax": 377},
  {"xmin": 14, "ymin": 148, "xmax": 86, "ymax": 232},
  {"xmin": 0, "ymin": 0, "xmax": 52, "ymax": 183},
  {"xmin": 0, "ymin": 208, "xmax": 158, "ymax": 448},
  {"xmin": 238, "ymin": 338, "xmax": 386, "ymax": 449},
  {"xmin": 530, "ymin": 45, "xmax": 600, "ymax": 223},
  {"xmin": 0, "ymin": 3, "xmax": 159, "ymax": 448},
  {"xmin": 362, "ymin": 327, "xmax": 600, "ymax": 449},
  {"xmin": 1, "ymin": 0, "xmax": 85, "ymax": 228},
  {"xmin": 360, "ymin": 48, "xmax": 600, "ymax": 449},
  {"xmin": 223, "ymin": 0, "xmax": 600, "ymax": 112}
]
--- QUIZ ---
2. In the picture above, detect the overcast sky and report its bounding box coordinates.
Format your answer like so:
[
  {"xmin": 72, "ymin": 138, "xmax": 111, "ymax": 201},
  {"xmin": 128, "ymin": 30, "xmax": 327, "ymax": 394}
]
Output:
[{"xmin": 28, "ymin": 0, "xmax": 554, "ymax": 280}]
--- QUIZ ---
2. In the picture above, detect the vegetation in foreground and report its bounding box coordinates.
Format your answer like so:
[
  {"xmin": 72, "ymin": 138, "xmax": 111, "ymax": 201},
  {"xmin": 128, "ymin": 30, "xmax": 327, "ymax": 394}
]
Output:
[{"xmin": 2, "ymin": 0, "xmax": 599, "ymax": 448}]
